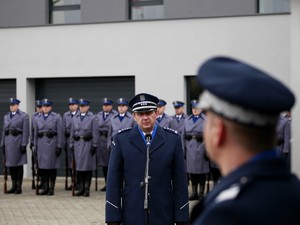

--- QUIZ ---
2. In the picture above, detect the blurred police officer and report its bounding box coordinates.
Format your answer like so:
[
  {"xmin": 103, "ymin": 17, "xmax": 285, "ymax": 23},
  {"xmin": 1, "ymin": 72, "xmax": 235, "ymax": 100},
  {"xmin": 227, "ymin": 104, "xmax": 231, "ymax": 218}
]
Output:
[
  {"xmin": 156, "ymin": 99, "xmax": 172, "ymax": 128},
  {"xmin": 169, "ymin": 101, "xmax": 187, "ymax": 134},
  {"xmin": 34, "ymin": 99, "xmax": 63, "ymax": 196},
  {"xmin": 276, "ymin": 113, "xmax": 291, "ymax": 168},
  {"xmin": 107, "ymin": 98, "xmax": 135, "ymax": 149},
  {"xmin": 30, "ymin": 100, "xmax": 43, "ymax": 189},
  {"xmin": 106, "ymin": 93, "xmax": 189, "ymax": 225},
  {"xmin": 184, "ymin": 100, "xmax": 209, "ymax": 201},
  {"xmin": 191, "ymin": 56, "xmax": 300, "ymax": 225},
  {"xmin": 70, "ymin": 99, "xmax": 99, "ymax": 197},
  {"xmin": 62, "ymin": 98, "xmax": 79, "ymax": 190},
  {"xmin": 1, "ymin": 98, "xmax": 29, "ymax": 194},
  {"xmin": 96, "ymin": 98, "xmax": 117, "ymax": 192}
]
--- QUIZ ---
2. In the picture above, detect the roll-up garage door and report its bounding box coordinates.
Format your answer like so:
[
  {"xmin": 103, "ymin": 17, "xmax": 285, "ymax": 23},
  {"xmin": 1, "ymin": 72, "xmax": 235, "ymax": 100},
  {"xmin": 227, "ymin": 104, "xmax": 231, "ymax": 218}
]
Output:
[
  {"xmin": 35, "ymin": 76, "xmax": 135, "ymax": 176},
  {"xmin": 0, "ymin": 79, "xmax": 16, "ymax": 175}
]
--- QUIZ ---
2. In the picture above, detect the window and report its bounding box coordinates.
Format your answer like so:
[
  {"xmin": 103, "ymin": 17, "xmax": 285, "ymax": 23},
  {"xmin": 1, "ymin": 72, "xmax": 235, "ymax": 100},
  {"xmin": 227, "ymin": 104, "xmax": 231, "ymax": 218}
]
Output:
[
  {"xmin": 129, "ymin": 0, "xmax": 164, "ymax": 20},
  {"xmin": 258, "ymin": 0, "xmax": 290, "ymax": 13},
  {"xmin": 49, "ymin": 0, "xmax": 81, "ymax": 24}
]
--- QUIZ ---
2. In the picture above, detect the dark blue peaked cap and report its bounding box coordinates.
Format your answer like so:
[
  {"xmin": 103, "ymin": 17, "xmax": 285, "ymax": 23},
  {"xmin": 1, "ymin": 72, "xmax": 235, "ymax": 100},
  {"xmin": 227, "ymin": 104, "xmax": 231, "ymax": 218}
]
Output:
[
  {"xmin": 9, "ymin": 98, "xmax": 20, "ymax": 105},
  {"xmin": 102, "ymin": 98, "xmax": 113, "ymax": 105},
  {"xmin": 157, "ymin": 99, "xmax": 167, "ymax": 106},
  {"xmin": 129, "ymin": 93, "xmax": 159, "ymax": 112},
  {"xmin": 41, "ymin": 98, "xmax": 53, "ymax": 106},
  {"xmin": 68, "ymin": 98, "xmax": 79, "ymax": 105},
  {"xmin": 196, "ymin": 56, "xmax": 295, "ymax": 125},
  {"xmin": 79, "ymin": 98, "xmax": 90, "ymax": 106}
]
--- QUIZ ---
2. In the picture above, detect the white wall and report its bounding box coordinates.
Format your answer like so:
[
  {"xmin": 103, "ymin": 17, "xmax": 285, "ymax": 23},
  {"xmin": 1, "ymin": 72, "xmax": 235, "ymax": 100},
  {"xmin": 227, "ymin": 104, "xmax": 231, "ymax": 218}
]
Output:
[{"xmin": 0, "ymin": 14, "xmax": 296, "ymax": 175}]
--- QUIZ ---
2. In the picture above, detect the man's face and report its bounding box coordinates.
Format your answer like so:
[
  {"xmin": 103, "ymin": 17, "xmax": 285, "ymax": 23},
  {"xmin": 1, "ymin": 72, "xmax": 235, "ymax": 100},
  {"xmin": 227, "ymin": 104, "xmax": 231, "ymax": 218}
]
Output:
[
  {"xmin": 134, "ymin": 110, "xmax": 158, "ymax": 133},
  {"xmin": 69, "ymin": 104, "xmax": 78, "ymax": 112},
  {"xmin": 174, "ymin": 107, "xmax": 184, "ymax": 115},
  {"xmin": 118, "ymin": 105, "xmax": 128, "ymax": 114},
  {"xmin": 42, "ymin": 105, "xmax": 52, "ymax": 114},
  {"xmin": 192, "ymin": 108, "xmax": 201, "ymax": 116},
  {"xmin": 10, "ymin": 104, "xmax": 19, "ymax": 112},
  {"xmin": 103, "ymin": 104, "xmax": 112, "ymax": 112},
  {"xmin": 157, "ymin": 106, "xmax": 165, "ymax": 115},
  {"xmin": 79, "ymin": 105, "xmax": 89, "ymax": 113}
]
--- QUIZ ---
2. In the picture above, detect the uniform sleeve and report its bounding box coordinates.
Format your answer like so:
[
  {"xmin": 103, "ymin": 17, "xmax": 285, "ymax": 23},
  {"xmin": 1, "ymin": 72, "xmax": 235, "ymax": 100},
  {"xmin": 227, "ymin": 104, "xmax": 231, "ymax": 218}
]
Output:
[
  {"xmin": 0, "ymin": 115, "xmax": 5, "ymax": 147},
  {"xmin": 22, "ymin": 113, "xmax": 30, "ymax": 147},
  {"xmin": 105, "ymin": 135, "xmax": 123, "ymax": 223},
  {"xmin": 92, "ymin": 116, "xmax": 99, "ymax": 148},
  {"xmin": 172, "ymin": 134, "xmax": 189, "ymax": 222},
  {"xmin": 56, "ymin": 114, "xmax": 63, "ymax": 148}
]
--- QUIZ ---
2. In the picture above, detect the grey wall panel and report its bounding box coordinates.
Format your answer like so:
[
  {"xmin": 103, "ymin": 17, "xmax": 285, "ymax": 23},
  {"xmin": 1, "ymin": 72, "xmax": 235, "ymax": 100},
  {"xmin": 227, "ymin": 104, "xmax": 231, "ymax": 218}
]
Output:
[
  {"xmin": 0, "ymin": 0, "xmax": 48, "ymax": 27},
  {"xmin": 35, "ymin": 76, "xmax": 135, "ymax": 176},
  {"xmin": 165, "ymin": 0, "xmax": 257, "ymax": 19},
  {"xmin": 0, "ymin": 79, "xmax": 16, "ymax": 175},
  {"xmin": 81, "ymin": 0, "xmax": 128, "ymax": 23}
]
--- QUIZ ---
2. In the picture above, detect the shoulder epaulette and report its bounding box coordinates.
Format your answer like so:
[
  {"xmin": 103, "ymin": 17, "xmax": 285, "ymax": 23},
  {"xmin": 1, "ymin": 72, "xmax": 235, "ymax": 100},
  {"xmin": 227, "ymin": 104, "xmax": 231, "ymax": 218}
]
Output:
[
  {"xmin": 118, "ymin": 127, "xmax": 132, "ymax": 133},
  {"xmin": 163, "ymin": 127, "xmax": 179, "ymax": 135}
]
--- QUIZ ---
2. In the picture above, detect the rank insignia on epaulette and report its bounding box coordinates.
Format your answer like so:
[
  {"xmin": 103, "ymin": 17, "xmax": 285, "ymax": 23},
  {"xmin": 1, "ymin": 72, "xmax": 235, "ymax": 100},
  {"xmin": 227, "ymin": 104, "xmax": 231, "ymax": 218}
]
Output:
[
  {"xmin": 118, "ymin": 127, "xmax": 132, "ymax": 133},
  {"xmin": 163, "ymin": 127, "xmax": 178, "ymax": 134}
]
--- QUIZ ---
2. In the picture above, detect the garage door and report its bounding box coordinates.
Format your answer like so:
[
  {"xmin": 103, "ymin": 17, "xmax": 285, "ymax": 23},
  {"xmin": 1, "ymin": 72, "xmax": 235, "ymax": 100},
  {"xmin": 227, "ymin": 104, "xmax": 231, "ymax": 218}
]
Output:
[
  {"xmin": 35, "ymin": 76, "xmax": 135, "ymax": 176},
  {"xmin": 0, "ymin": 79, "xmax": 16, "ymax": 175}
]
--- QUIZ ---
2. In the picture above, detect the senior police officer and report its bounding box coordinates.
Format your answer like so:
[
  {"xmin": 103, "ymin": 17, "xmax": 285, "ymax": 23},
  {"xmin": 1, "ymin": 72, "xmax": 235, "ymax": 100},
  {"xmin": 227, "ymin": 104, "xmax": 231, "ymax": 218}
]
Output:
[
  {"xmin": 191, "ymin": 56, "xmax": 300, "ymax": 225},
  {"xmin": 62, "ymin": 98, "xmax": 79, "ymax": 190},
  {"xmin": 107, "ymin": 98, "xmax": 135, "ymax": 150},
  {"xmin": 156, "ymin": 99, "xmax": 172, "ymax": 128},
  {"xmin": 1, "ymin": 98, "xmax": 29, "ymax": 194},
  {"xmin": 106, "ymin": 93, "xmax": 189, "ymax": 225},
  {"xmin": 34, "ymin": 99, "xmax": 63, "ymax": 195},
  {"xmin": 184, "ymin": 100, "xmax": 209, "ymax": 201},
  {"xmin": 96, "ymin": 98, "xmax": 117, "ymax": 192},
  {"xmin": 70, "ymin": 99, "xmax": 99, "ymax": 197}
]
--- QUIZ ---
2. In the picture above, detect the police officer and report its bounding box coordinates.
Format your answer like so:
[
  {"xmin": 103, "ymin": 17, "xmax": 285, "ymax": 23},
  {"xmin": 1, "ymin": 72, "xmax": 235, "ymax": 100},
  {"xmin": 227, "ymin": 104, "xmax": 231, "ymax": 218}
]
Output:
[
  {"xmin": 169, "ymin": 101, "xmax": 187, "ymax": 134},
  {"xmin": 34, "ymin": 99, "xmax": 63, "ymax": 196},
  {"xmin": 156, "ymin": 99, "xmax": 172, "ymax": 128},
  {"xmin": 96, "ymin": 98, "xmax": 117, "ymax": 192},
  {"xmin": 184, "ymin": 100, "xmax": 209, "ymax": 201},
  {"xmin": 62, "ymin": 98, "xmax": 79, "ymax": 190},
  {"xmin": 70, "ymin": 99, "xmax": 99, "ymax": 197},
  {"xmin": 106, "ymin": 93, "xmax": 189, "ymax": 225},
  {"xmin": 191, "ymin": 56, "xmax": 300, "ymax": 225},
  {"xmin": 107, "ymin": 98, "xmax": 135, "ymax": 149},
  {"xmin": 1, "ymin": 98, "xmax": 29, "ymax": 194},
  {"xmin": 30, "ymin": 100, "xmax": 43, "ymax": 189}
]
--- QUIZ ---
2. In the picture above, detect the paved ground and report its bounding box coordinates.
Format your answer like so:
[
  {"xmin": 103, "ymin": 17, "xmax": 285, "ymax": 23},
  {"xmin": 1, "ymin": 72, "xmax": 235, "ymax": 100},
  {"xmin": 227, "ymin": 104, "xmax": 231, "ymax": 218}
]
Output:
[{"xmin": 0, "ymin": 177, "xmax": 201, "ymax": 225}]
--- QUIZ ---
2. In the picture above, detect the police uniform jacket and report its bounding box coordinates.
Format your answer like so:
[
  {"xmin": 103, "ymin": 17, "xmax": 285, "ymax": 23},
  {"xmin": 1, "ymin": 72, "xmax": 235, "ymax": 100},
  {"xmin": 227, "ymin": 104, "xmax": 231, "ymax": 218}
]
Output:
[
  {"xmin": 70, "ymin": 111, "xmax": 98, "ymax": 171},
  {"xmin": 184, "ymin": 113, "xmax": 209, "ymax": 174},
  {"xmin": 34, "ymin": 111, "xmax": 63, "ymax": 169},
  {"xmin": 62, "ymin": 109, "xmax": 79, "ymax": 169},
  {"xmin": 191, "ymin": 155, "xmax": 300, "ymax": 225},
  {"xmin": 169, "ymin": 114, "xmax": 187, "ymax": 134},
  {"xmin": 1, "ymin": 110, "xmax": 29, "ymax": 167},
  {"xmin": 106, "ymin": 125, "xmax": 189, "ymax": 225},
  {"xmin": 107, "ymin": 112, "xmax": 135, "ymax": 149},
  {"xmin": 156, "ymin": 113, "xmax": 172, "ymax": 128},
  {"xmin": 276, "ymin": 115, "xmax": 290, "ymax": 155},
  {"xmin": 96, "ymin": 109, "xmax": 118, "ymax": 167}
]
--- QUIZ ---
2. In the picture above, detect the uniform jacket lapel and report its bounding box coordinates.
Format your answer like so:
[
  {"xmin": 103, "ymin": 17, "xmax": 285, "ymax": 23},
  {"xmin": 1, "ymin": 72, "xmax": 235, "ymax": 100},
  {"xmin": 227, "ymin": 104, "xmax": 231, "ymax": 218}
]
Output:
[
  {"xmin": 129, "ymin": 126, "xmax": 146, "ymax": 153},
  {"xmin": 149, "ymin": 126, "xmax": 165, "ymax": 154}
]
